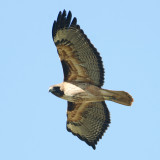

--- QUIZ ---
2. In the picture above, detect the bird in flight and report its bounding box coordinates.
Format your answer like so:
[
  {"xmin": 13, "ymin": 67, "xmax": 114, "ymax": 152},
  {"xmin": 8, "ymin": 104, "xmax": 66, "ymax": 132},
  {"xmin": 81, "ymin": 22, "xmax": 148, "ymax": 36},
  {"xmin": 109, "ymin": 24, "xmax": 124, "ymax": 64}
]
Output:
[{"xmin": 49, "ymin": 10, "xmax": 133, "ymax": 149}]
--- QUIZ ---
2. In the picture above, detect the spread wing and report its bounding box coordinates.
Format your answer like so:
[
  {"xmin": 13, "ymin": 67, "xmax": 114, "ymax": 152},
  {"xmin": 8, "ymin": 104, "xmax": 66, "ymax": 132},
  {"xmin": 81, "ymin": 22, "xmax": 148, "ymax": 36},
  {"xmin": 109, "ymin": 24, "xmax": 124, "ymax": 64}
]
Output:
[
  {"xmin": 52, "ymin": 10, "xmax": 105, "ymax": 87},
  {"xmin": 67, "ymin": 101, "xmax": 110, "ymax": 149}
]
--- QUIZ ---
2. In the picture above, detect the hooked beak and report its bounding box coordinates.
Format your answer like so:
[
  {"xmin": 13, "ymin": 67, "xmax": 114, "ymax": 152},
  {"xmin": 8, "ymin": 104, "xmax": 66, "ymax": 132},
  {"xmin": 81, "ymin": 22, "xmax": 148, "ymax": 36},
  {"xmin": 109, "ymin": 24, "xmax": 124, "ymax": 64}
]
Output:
[{"xmin": 48, "ymin": 86, "xmax": 54, "ymax": 93}]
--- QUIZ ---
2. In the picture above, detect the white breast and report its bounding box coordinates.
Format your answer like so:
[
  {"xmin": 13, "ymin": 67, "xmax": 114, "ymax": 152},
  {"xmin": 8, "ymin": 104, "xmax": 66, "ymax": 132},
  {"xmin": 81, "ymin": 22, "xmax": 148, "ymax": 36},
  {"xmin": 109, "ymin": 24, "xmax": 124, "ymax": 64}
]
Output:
[{"xmin": 63, "ymin": 82, "xmax": 85, "ymax": 96}]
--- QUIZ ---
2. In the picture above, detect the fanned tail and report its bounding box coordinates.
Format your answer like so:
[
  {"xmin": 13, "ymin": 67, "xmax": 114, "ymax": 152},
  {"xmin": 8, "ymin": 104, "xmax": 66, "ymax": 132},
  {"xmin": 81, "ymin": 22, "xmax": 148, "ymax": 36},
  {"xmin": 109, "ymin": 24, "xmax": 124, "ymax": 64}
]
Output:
[{"xmin": 101, "ymin": 89, "xmax": 133, "ymax": 106}]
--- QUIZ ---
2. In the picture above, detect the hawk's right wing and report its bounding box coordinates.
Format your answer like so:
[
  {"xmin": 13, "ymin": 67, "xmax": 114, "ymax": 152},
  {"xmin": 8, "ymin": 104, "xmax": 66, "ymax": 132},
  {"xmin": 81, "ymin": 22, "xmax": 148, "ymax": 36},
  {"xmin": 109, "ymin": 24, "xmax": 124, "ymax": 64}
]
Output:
[{"xmin": 66, "ymin": 101, "xmax": 110, "ymax": 149}]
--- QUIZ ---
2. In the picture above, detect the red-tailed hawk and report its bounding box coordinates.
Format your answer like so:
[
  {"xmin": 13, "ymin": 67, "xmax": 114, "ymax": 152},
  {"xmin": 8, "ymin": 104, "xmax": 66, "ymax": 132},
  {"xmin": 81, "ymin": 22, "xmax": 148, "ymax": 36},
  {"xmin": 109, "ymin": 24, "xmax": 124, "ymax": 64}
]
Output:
[{"xmin": 49, "ymin": 10, "xmax": 133, "ymax": 149}]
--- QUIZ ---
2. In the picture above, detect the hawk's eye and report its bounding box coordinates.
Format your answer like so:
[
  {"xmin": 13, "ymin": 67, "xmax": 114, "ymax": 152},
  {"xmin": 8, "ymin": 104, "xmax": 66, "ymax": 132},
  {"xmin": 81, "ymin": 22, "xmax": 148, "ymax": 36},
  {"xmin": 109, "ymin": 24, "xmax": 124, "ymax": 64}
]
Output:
[{"xmin": 53, "ymin": 87, "xmax": 64, "ymax": 97}]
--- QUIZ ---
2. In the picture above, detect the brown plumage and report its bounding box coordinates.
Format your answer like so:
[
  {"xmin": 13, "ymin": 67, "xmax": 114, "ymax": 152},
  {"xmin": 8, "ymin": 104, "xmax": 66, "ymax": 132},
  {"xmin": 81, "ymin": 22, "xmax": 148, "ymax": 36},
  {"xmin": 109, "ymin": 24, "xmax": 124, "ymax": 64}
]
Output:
[{"xmin": 49, "ymin": 10, "xmax": 133, "ymax": 149}]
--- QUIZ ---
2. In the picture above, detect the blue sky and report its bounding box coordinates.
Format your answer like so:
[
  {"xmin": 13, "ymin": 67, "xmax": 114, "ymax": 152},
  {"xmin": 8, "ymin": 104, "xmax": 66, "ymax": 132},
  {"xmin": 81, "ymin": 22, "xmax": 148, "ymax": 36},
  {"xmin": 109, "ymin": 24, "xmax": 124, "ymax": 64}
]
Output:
[{"xmin": 0, "ymin": 0, "xmax": 160, "ymax": 159}]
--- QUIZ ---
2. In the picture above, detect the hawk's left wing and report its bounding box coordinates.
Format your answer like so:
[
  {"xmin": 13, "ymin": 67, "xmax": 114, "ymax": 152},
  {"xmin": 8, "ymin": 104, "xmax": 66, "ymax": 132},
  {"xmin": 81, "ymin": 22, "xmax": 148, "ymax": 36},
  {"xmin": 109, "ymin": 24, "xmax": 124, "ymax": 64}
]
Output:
[
  {"xmin": 52, "ymin": 10, "xmax": 105, "ymax": 87},
  {"xmin": 67, "ymin": 101, "xmax": 110, "ymax": 149}
]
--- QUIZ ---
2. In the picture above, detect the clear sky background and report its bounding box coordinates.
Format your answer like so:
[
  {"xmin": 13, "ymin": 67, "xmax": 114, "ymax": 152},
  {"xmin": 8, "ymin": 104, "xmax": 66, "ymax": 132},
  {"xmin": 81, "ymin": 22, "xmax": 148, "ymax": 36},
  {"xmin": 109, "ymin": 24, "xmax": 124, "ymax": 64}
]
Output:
[{"xmin": 0, "ymin": 0, "xmax": 160, "ymax": 159}]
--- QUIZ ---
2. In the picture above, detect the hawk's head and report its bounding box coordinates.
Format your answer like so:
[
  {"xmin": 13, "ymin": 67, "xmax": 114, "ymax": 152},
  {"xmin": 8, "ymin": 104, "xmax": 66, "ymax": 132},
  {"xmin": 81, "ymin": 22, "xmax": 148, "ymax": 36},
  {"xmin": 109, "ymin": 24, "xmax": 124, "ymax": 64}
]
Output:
[{"xmin": 49, "ymin": 85, "xmax": 64, "ymax": 97}]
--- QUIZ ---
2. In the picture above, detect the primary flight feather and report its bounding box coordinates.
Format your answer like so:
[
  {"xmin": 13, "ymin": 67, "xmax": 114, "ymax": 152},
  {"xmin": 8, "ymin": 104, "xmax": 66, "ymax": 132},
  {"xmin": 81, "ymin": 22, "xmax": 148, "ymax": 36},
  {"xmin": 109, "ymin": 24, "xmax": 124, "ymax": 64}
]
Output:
[{"xmin": 49, "ymin": 10, "xmax": 133, "ymax": 149}]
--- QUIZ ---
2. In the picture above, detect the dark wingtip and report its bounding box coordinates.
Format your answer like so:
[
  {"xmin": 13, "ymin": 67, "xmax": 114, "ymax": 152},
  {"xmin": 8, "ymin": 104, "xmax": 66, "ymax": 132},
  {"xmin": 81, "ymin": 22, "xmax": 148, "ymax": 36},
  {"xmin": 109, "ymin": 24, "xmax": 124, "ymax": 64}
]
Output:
[
  {"xmin": 63, "ymin": 9, "xmax": 66, "ymax": 13},
  {"xmin": 71, "ymin": 17, "xmax": 77, "ymax": 26},
  {"xmin": 92, "ymin": 144, "xmax": 96, "ymax": 150},
  {"xmin": 52, "ymin": 10, "xmax": 76, "ymax": 41},
  {"xmin": 67, "ymin": 126, "xmax": 97, "ymax": 150},
  {"xmin": 66, "ymin": 11, "xmax": 72, "ymax": 28},
  {"xmin": 60, "ymin": 10, "xmax": 67, "ymax": 29},
  {"xmin": 68, "ymin": 10, "xmax": 72, "ymax": 16},
  {"xmin": 52, "ymin": 20, "xmax": 57, "ymax": 39},
  {"xmin": 57, "ymin": 11, "xmax": 62, "ymax": 23}
]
